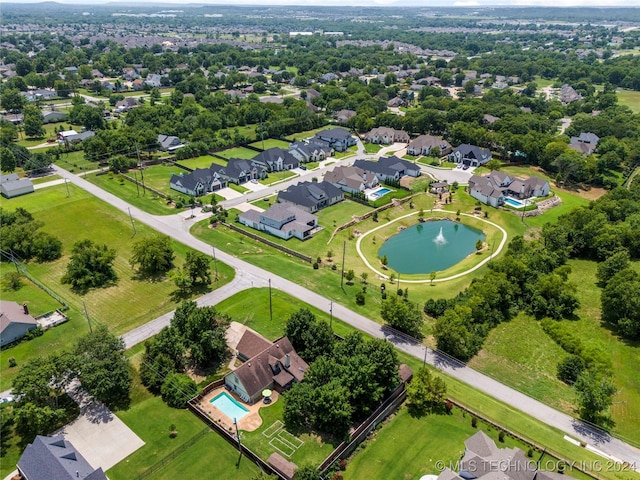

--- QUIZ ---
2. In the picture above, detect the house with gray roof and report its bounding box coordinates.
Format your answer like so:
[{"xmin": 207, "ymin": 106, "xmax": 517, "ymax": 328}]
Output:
[
  {"xmin": 353, "ymin": 155, "xmax": 420, "ymax": 183},
  {"xmin": 0, "ymin": 173, "xmax": 34, "ymax": 199},
  {"xmin": 224, "ymin": 158, "xmax": 267, "ymax": 184},
  {"xmin": 170, "ymin": 164, "xmax": 227, "ymax": 196},
  {"xmin": 333, "ymin": 110, "xmax": 356, "ymax": 126},
  {"xmin": 17, "ymin": 435, "xmax": 107, "ymax": 480},
  {"xmin": 289, "ymin": 141, "xmax": 332, "ymax": 163},
  {"xmin": 468, "ymin": 171, "xmax": 549, "ymax": 207},
  {"xmin": 277, "ymin": 181, "xmax": 344, "ymax": 213},
  {"xmin": 437, "ymin": 431, "xmax": 573, "ymax": 480},
  {"xmin": 252, "ymin": 147, "xmax": 299, "ymax": 172},
  {"xmin": 225, "ymin": 336, "xmax": 309, "ymax": 404},
  {"xmin": 325, "ymin": 165, "xmax": 379, "ymax": 194},
  {"xmin": 0, "ymin": 301, "xmax": 38, "ymax": 347},
  {"xmin": 407, "ymin": 135, "xmax": 452, "ymax": 156},
  {"xmin": 364, "ymin": 127, "xmax": 410, "ymax": 145},
  {"xmin": 448, "ymin": 144, "xmax": 492, "ymax": 167},
  {"xmin": 238, "ymin": 203, "xmax": 318, "ymax": 241},
  {"xmin": 157, "ymin": 134, "xmax": 185, "ymax": 152},
  {"xmin": 42, "ymin": 110, "xmax": 68, "ymax": 124},
  {"xmin": 569, "ymin": 132, "xmax": 599, "ymax": 156},
  {"xmin": 313, "ymin": 128, "xmax": 357, "ymax": 152},
  {"xmin": 559, "ymin": 84, "xmax": 582, "ymax": 104}
]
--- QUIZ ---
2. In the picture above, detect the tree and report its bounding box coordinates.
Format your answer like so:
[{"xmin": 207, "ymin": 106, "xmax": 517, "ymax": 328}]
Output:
[
  {"xmin": 293, "ymin": 464, "xmax": 321, "ymax": 480},
  {"xmin": 557, "ymin": 355, "xmax": 585, "ymax": 385},
  {"xmin": 130, "ymin": 235, "xmax": 175, "ymax": 277},
  {"xmin": 61, "ymin": 239, "xmax": 117, "ymax": 292},
  {"xmin": 0, "ymin": 88, "xmax": 26, "ymax": 113},
  {"xmin": 74, "ymin": 325, "xmax": 131, "ymax": 409},
  {"xmin": 285, "ymin": 309, "xmax": 334, "ymax": 363},
  {"xmin": 574, "ymin": 370, "xmax": 617, "ymax": 423},
  {"xmin": 406, "ymin": 366, "xmax": 447, "ymax": 415},
  {"xmin": 109, "ymin": 154, "xmax": 135, "ymax": 173},
  {"xmin": 430, "ymin": 271, "xmax": 437, "ymax": 285},
  {"xmin": 183, "ymin": 251, "xmax": 211, "ymax": 286},
  {"xmin": 161, "ymin": 373, "xmax": 198, "ymax": 408},
  {"xmin": 23, "ymin": 105, "xmax": 45, "ymax": 138},
  {"xmin": 433, "ymin": 306, "xmax": 477, "ymax": 361},
  {"xmin": 24, "ymin": 151, "xmax": 51, "ymax": 173},
  {"xmin": 0, "ymin": 147, "xmax": 16, "ymax": 172},
  {"xmin": 344, "ymin": 269, "xmax": 355, "ymax": 285},
  {"xmin": 596, "ymin": 249, "xmax": 630, "ymax": 286},
  {"xmin": 475, "ymin": 239, "xmax": 483, "ymax": 252},
  {"xmin": 380, "ymin": 295, "xmax": 424, "ymax": 339},
  {"xmin": 486, "ymin": 159, "xmax": 502, "ymax": 171},
  {"xmin": 601, "ymin": 268, "xmax": 640, "ymax": 339}
]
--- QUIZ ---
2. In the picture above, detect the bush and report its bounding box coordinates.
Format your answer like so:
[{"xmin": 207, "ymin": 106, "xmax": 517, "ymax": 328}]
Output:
[
  {"xmin": 8, "ymin": 357, "xmax": 17, "ymax": 367},
  {"xmin": 498, "ymin": 431, "xmax": 505, "ymax": 443},
  {"xmin": 2, "ymin": 272, "xmax": 23, "ymax": 291},
  {"xmin": 355, "ymin": 290, "xmax": 365, "ymax": 305},
  {"xmin": 471, "ymin": 416, "xmax": 478, "ymax": 428},
  {"xmin": 557, "ymin": 355, "xmax": 586, "ymax": 385},
  {"xmin": 313, "ymin": 262, "xmax": 319, "ymax": 270},
  {"xmin": 161, "ymin": 373, "xmax": 198, "ymax": 408}
]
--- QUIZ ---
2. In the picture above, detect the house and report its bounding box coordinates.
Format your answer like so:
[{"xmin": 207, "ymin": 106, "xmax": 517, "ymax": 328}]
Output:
[
  {"xmin": 22, "ymin": 89, "xmax": 56, "ymax": 102},
  {"xmin": 115, "ymin": 97, "xmax": 140, "ymax": 112},
  {"xmin": 0, "ymin": 113, "xmax": 24, "ymax": 124},
  {"xmin": 42, "ymin": 110, "xmax": 68, "ymax": 124},
  {"xmin": 448, "ymin": 144, "xmax": 492, "ymax": 167},
  {"xmin": 277, "ymin": 181, "xmax": 344, "ymax": 213},
  {"xmin": 0, "ymin": 173, "xmax": 34, "ymax": 198},
  {"xmin": 353, "ymin": 155, "xmax": 421, "ymax": 183},
  {"xmin": 144, "ymin": 74, "xmax": 163, "ymax": 88},
  {"xmin": 364, "ymin": 127, "xmax": 410, "ymax": 145},
  {"xmin": 483, "ymin": 114, "xmax": 500, "ymax": 125},
  {"xmin": 91, "ymin": 69, "xmax": 104, "ymax": 78},
  {"xmin": 157, "ymin": 134, "xmax": 185, "ymax": 152},
  {"xmin": 239, "ymin": 203, "xmax": 318, "ymax": 241},
  {"xmin": 60, "ymin": 131, "xmax": 95, "ymax": 144},
  {"xmin": 468, "ymin": 171, "xmax": 549, "ymax": 207},
  {"xmin": 288, "ymin": 141, "xmax": 332, "ymax": 163},
  {"xmin": 131, "ymin": 79, "xmax": 144, "ymax": 91},
  {"xmin": 324, "ymin": 165, "xmax": 379, "ymax": 194},
  {"xmin": 312, "ymin": 128, "xmax": 356, "ymax": 152},
  {"xmin": 224, "ymin": 158, "xmax": 266, "ymax": 184},
  {"xmin": 17, "ymin": 435, "xmax": 107, "ymax": 480},
  {"xmin": 225, "ymin": 336, "xmax": 309, "ymax": 403},
  {"xmin": 387, "ymin": 97, "xmax": 404, "ymax": 108},
  {"xmin": 170, "ymin": 164, "xmax": 227, "ymax": 196},
  {"xmin": 252, "ymin": 147, "xmax": 299, "ymax": 172},
  {"xmin": 569, "ymin": 132, "xmax": 599, "ymax": 155},
  {"xmin": 334, "ymin": 109, "xmax": 356, "ymax": 125},
  {"xmin": 0, "ymin": 301, "xmax": 38, "ymax": 347},
  {"xmin": 406, "ymin": 135, "xmax": 452, "ymax": 156},
  {"xmin": 436, "ymin": 431, "xmax": 573, "ymax": 480},
  {"xmin": 235, "ymin": 330, "xmax": 272, "ymax": 362},
  {"xmin": 559, "ymin": 84, "xmax": 582, "ymax": 104}
]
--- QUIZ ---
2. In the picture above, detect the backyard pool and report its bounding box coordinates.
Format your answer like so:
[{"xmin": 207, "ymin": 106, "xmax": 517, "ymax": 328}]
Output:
[
  {"xmin": 368, "ymin": 187, "xmax": 393, "ymax": 200},
  {"xmin": 210, "ymin": 392, "xmax": 249, "ymax": 422},
  {"xmin": 504, "ymin": 197, "xmax": 527, "ymax": 208}
]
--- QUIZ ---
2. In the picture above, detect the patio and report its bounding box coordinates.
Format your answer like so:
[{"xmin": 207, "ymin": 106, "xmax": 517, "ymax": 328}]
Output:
[{"xmin": 197, "ymin": 385, "xmax": 280, "ymax": 433}]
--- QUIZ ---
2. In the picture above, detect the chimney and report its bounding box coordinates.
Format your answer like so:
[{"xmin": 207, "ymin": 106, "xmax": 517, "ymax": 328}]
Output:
[
  {"xmin": 23, "ymin": 303, "xmax": 29, "ymax": 315},
  {"xmin": 285, "ymin": 354, "xmax": 290, "ymax": 368}
]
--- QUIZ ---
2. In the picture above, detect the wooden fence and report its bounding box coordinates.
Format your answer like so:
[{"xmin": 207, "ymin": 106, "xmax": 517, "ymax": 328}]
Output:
[{"xmin": 223, "ymin": 222, "xmax": 313, "ymax": 263}]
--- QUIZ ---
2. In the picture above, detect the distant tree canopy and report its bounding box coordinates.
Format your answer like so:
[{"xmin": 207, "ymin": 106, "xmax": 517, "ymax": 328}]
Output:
[{"xmin": 0, "ymin": 207, "xmax": 62, "ymax": 263}]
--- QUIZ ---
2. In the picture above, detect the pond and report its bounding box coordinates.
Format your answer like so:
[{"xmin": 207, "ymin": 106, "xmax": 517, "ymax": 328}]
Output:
[{"xmin": 377, "ymin": 219, "xmax": 485, "ymax": 274}]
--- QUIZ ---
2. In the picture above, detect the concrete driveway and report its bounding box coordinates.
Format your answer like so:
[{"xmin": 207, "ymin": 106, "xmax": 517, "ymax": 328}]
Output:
[
  {"xmin": 420, "ymin": 164, "xmax": 474, "ymax": 184},
  {"xmin": 55, "ymin": 387, "xmax": 144, "ymax": 472}
]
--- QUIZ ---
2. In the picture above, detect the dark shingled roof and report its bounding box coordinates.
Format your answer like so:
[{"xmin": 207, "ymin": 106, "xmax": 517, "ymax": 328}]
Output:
[
  {"xmin": 18, "ymin": 435, "xmax": 107, "ymax": 480},
  {"xmin": 236, "ymin": 330, "xmax": 272, "ymax": 360}
]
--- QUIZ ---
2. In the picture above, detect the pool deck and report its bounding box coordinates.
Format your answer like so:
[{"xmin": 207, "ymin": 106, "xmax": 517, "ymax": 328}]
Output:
[{"xmin": 197, "ymin": 386, "xmax": 280, "ymax": 432}]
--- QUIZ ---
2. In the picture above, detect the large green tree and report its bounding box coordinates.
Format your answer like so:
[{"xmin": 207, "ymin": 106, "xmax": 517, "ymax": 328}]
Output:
[
  {"xmin": 406, "ymin": 366, "xmax": 447, "ymax": 415},
  {"xmin": 130, "ymin": 235, "xmax": 175, "ymax": 277},
  {"xmin": 380, "ymin": 295, "xmax": 424, "ymax": 339},
  {"xmin": 601, "ymin": 268, "xmax": 640, "ymax": 339},
  {"xmin": 160, "ymin": 373, "xmax": 198, "ymax": 408},
  {"xmin": 574, "ymin": 370, "xmax": 617, "ymax": 424},
  {"xmin": 284, "ymin": 309, "xmax": 334, "ymax": 363},
  {"xmin": 61, "ymin": 239, "xmax": 117, "ymax": 292},
  {"xmin": 23, "ymin": 105, "xmax": 45, "ymax": 138}
]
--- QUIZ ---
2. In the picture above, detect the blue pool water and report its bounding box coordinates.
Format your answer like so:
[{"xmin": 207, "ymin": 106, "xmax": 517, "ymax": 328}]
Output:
[
  {"xmin": 504, "ymin": 197, "xmax": 525, "ymax": 208},
  {"xmin": 370, "ymin": 188, "xmax": 392, "ymax": 199},
  {"xmin": 210, "ymin": 392, "xmax": 249, "ymax": 421}
]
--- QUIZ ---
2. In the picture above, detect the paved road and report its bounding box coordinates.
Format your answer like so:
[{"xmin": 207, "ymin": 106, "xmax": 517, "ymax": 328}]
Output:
[{"xmin": 51, "ymin": 164, "xmax": 640, "ymax": 469}]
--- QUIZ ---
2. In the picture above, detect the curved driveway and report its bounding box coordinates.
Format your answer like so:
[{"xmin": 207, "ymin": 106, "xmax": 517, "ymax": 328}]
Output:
[
  {"xmin": 355, "ymin": 210, "xmax": 508, "ymax": 283},
  {"xmin": 51, "ymin": 164, "xmax": 640, "ymax": 469}
]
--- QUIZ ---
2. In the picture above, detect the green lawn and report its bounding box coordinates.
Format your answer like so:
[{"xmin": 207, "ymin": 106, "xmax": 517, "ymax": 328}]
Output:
[
  {"xmin": 177, "ymin": 155, "xmax": 226, "ymax": 170},
  {"xmin": 87, "ymin": 172, "xmax": 178, "ymax": 215},
  {"xmin": 0, "ymin": 183, "xmax": 234, "ymax": 390},
  {"xmin": 138, "ymin": 163, "xmax": 187, "ymax": 197},
  {"xmin": 106, "ymin": 397, "xmax": 259, "ymax": 480},
  {"xmin": 258, "ymin": 170, "xmax": 297, "ymax": 185},
  {"xmin": 288, "ymin": 125, "xmax": 335, "ymax": 141},
  {"xmin": 616, "ymin": 89, "xmax": 640, "ymax": 113},
  {"xmin": 248, "ymin": 138, "xmax": 291, "ymax": 150},
  {"xmin": 363, "ymin": 143, "xmax": 383, "ymax": 154},
  {"xmin": 212, "ymin": 289, "xmax": 633, "ymax": 479},
  {"xmin": 418, "ymin": 157, "xmax": 439, "ymax": 166},
  {"xmin": 228, "ymin": 183, "xmax": 250, "ymax": 194},
  {"xmin": 305, "ymin": 161, "xmax": 320, "ymax": 170},
  {"xmin": 333, "ymin": 147, "xmax": 358, "ymax": 159},
  {"xmin": 30, "ymin": 174, "xmax": 62, "ymax": 185},
  {"xmin": 55, "ymin": 150, "xmax": 101, "ymax": 173},
  {"xmin": 217, "ymin": 147, "xmax": 258, "ymax": 160},
  {"xmin": 17, "ymin": 123, "xmax": 62, "ymax": 147}
]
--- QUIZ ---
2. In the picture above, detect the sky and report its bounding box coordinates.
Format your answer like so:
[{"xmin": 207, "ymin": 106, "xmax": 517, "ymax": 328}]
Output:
[{"xmin": 5, "ymin": 0, "xmax": 639, "ymax": 5}]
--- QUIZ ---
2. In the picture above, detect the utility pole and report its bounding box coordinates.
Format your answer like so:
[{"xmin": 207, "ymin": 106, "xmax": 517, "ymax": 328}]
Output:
[
  {"xmin": 135, "ymin": 141, "xmax": 145, "ymax": 196},
  {"xmin": 397, "ymin": 273, "xmax": 400, "ymax": 289},
  {"xmin": 82, "ymin": 300, "xmax": 93, "ymax": 333},
  {"xmin": 329, "ymin": 301, "xmax": 333, "ymax": 330},
  {"xmin": 64, "ymin": 178, "xmax": 70, "ymax": 197},
  {"xmin": 128, "ymin": 207, "xmax": 136, "ymax": 236},
  {"xmin": 269, "ymin": 278, "xmax": 273, "ymax": 322},
  {"xmin": 212, "ymin": 246, "xmax": 219, "ymax": 281},
  {"xmin": 340, "ymin": 240, "xmax": 346, "ymax": 288},
  {"xmin": 423, "ymin": 346, "xmax": 428, "ymax": 367},
  {"xmin": 133, "ymin": 170, "xmax": 140, "ymax": 197},
  {"xmin": 233, "ymin": 418, "xmax": 242, "ymax": 451}
]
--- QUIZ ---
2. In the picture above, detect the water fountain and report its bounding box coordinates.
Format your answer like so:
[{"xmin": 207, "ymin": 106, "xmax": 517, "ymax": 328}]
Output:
[{"xmin": 433, "ymin": 226, "xmax": 447, "ymax": 245}]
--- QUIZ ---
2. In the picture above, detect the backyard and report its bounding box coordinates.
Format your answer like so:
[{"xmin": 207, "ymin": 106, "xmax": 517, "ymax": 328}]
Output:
[
  {"xmin": 216, "ymin": 146, "xmax": 259, "ymax": 160},
  {"xmin": 249, "ymin": 138, "xmax": 291, "ymax": 150},
  {"xmin": 177, "ymin": 155, "xmax": 227, "ymax": 170}
]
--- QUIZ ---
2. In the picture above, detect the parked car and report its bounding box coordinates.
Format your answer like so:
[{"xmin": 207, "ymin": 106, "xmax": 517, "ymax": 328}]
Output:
[{"xmin": 300, "ymin": 165, "xmax": 307, "ymax": 170}]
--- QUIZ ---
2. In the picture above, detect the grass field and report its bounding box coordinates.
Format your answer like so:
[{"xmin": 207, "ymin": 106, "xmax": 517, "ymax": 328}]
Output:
[
  {"xmin": 259, "ymin": 170, "xmax": 297, "ymax": 185},
  {"xmin": 363, "ymin": 143, "xmax": 383, "ymax": 154},
  {"xmin": 217, "ymin": 147, "xmax": 259, "ymax": 160},
  {"xmin": 138, "ymin": 163, "xmax": 187, "ymax": 197},
  {"xmin": 229, "ymin": 183, "xmax": 250, "ymax": 194},
  {"xmin": 30, "ymin": 174, "xmax": 62, "ymax": 185},
  {"xmin": 288, "ymin": 125, "xmax": 335, "ymax": 141},
  {"xmin": 0, "ymin": 183, "xmax": 234, "ymax": 390},
  {"xmin": 87, "ymin": 172, "xmax": 178, "ymax": 215},
  {"xmin": 616, "ymin": 89, "xmax": 640, "ymax": 113},
  {"xmin": 248, "ymin": 138, "xmax": 291, "ymax": 150},
  {"xmin": 55, "ymin": 150, "xmax": 102, "ymax": 173},
  {"xmin": 177, "ymin": 155, "xmax": 226, "ymax": 170}
]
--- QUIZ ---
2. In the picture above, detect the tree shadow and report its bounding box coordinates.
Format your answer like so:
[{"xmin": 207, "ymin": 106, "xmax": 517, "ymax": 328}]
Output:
[{"xmin": 169, "ymin": 282, "xmax": 212, "ymax": 304}]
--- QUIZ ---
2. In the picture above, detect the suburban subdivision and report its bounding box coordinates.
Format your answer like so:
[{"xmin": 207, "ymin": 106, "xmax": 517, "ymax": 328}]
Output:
[{"xmin": 1, "ymin": 4, "xmax": 640, "ymax": 480}]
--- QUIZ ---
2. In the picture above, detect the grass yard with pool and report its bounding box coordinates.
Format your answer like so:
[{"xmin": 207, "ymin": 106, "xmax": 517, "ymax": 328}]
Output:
[
  {"xmin": 249, "ymin": 138, "xmax": 291, "ymax": 150},
  {"xmin": 177, "ymin": 155, "xmax": 226, "ymax": 170},
  {"xmin": 217, "ymin": 146, "xmax": 258, "ymax": 160},
  {"xmin": 0, "ymin": 184, "xmax": 234, "ymax": 388}
]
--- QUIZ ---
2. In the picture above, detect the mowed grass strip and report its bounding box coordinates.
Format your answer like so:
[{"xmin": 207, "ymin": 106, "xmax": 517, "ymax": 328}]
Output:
[{"xmin": 177, "ymin": 155, "xmax": 227, "ymax": 170}]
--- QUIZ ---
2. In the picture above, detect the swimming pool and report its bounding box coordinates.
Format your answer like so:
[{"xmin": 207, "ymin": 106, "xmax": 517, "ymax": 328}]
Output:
[
  {"xmin": 504, "ymin": 197, "xmax": 526, "ymax": 208},
  {"xmin": 369, "ymin": 187, "xmax": 392, "ymax": 200},
  {"xmin": 210, "ymin": 392, "xmax": 249, "ymax": 421}
]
